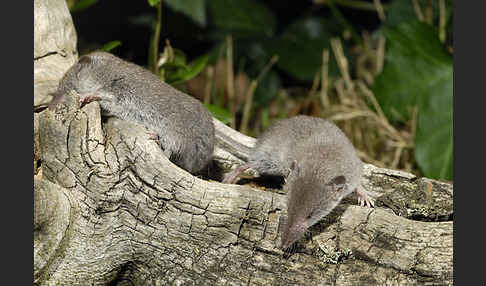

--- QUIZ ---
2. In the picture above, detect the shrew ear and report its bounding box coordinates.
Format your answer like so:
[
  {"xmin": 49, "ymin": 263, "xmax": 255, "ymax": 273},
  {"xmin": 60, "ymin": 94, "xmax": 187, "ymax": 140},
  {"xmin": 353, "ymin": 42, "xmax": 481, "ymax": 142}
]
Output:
[
  {"xmin": 77, "ymin": 55, "xmax": 93, "ymax": 65},
  {"xmin": 326, "ymin": 175, "xmax": 346, "ymax": 193},
  {"xmin": 305, "ymin": 207, "xmax": 318, "ymax": 219},
  {"xmin": 330, "ymin": 175, "xmax": 346, "ymax": 186}
]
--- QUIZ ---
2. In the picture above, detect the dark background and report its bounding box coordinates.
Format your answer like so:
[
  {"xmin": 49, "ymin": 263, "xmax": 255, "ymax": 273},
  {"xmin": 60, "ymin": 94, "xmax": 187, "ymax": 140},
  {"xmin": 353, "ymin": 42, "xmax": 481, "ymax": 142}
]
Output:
[{"xmin": 72, "ymin": 0, "xmax": 383, "ymax": 68}]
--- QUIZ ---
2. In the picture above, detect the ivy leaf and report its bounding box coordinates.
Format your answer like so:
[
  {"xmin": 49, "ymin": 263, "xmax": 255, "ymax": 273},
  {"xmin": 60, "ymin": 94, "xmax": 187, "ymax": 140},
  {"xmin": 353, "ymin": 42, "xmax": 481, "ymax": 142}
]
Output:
[
  {"xmin": 70, "ymin": 0, "xmax": 98, "ymax": 13},
  {"xmin": 101, "ymin": 41, "xmax": 122, "ymax": 52},
  {"xmin": 147, "ymin": 0, "xmax": 160, "ymax": 7},
  {"xmin": 207, "ymin": 0, "xmax": 276, "ymax": 38},
  {"xmin": 386, "ymin": 0, "xmax": 453, "ymax": 28},
  {"xmin": 204, "ymin": 104, "xmax": 232, "ymax": 125},
  {"xmin": 164, "ymin": 0, "xmax": 207, "ymax": 27},
  {"xmin": 254, "ymin": 71, "xmax": 281, "ymax": 107},
  {"xmin": 166, "ymin": 54, "xmax": 209, "ymax": 85},
  {"xmin": 159, "ymin": 48, "xmax": 188, "ymax": 70},
  {"xmin": 267, "ymin": 17, "xmax": 344, "ymax": 82},
  {"xmin": 373, "ymin": 21, "xmax": 452, "ymax": 122},
  {"xmin": 372, "ymin": 21, "xmax": 453, "ymax": 180},
  {"xmin": 415, "ymin": 79, "xmax": 453, "ymax": 180}
]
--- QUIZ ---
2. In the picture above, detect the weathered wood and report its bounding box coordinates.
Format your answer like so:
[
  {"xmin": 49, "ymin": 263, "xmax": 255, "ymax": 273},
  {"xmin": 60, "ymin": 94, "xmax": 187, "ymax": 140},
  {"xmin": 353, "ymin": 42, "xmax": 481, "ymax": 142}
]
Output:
[
  {"xmin": 34, "ymin": 0, "xmax": 78, "ymax": 107},
  {"xmin": 33, "ymin": 0, "xmax": 453, "ymax": 285},
  {"xmin": 34, "ymin": 91, "xmax": 453, "ymax": 285}
]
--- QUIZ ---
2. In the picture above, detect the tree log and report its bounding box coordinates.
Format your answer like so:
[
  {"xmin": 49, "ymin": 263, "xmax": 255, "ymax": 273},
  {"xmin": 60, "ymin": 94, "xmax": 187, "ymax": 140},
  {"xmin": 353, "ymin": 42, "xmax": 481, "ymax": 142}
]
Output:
[
  {"xmin": 34, "ymin": 0, "xmax": 78, "ymax": 108},
  {"xmin": 33, "ymin": 0, "xmax": 453, "ymax": 285},
  {"xmin": 35, "ymin": 94, "xmax": 453, "ymax": 285}
]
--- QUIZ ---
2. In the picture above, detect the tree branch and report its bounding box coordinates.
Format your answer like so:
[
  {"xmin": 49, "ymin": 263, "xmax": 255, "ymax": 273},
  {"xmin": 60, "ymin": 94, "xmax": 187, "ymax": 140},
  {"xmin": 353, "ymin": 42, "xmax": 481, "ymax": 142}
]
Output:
[{"xmin": 35, "ymin": 93, "xmax": 453, "ymax": 285}]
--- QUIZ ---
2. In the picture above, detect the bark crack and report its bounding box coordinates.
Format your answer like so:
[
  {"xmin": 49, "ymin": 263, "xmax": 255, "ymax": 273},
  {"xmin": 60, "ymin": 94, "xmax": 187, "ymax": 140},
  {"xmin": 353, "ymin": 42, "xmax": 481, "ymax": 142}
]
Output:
[{"xmin": 34, "ymin": 50, "xmax": 67, "ymax": 61}]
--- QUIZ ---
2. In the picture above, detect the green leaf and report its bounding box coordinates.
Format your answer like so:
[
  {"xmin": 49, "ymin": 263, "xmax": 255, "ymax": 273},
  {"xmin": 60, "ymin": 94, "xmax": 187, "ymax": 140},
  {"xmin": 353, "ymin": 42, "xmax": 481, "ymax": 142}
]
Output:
[
  {"xmin": 101, "ymin": 41, "xmax": 122, "ymax": 52},
  {"xmin": 166, "ymin": 54, "xmax": 209, "ymax": 85},
  {"xmin": 159, "ymin": 48, "xmax": 188, "ymax": 70},
  {"xmin": 148, "ymin": 0, "xmax": 160, "ymax": 7},
  {"xmin": 207, "ymin": 0, "xmax": 276, "ymax": 38},
  {"xmin": 373, "ymin": 21, "xmax": 452, "ymax": 122},
  {"xmin": 172, "ymin": 48, "xmax": 188, "ymax": 67},
  {"xmin": 267, "ymin": 17, "xmax": 344, "ymax": 82},
  {"xmin": 254, "ymin": 71, "xmax": 281, "ymax": 107},
  {"xmin": 385, "ymin": 0, "xmax": 417, "ymax": 27},
  {"xmin": 165, "ymin": 0, "xmax": 207, "ymax": 27},
  {"xmin": 69, "ymin": 0, "xmax": 98, "ymax": 13},
  {"xmin": 204, "ymin": 104, "xmax": 232, "ymax": 125},
  {"xmin": 160, "ymin": 62, "xmax": 188, "ymax": 70},
  {"xmin": 371, "ymin": 21, "xmax": 453, "ymax": 180},
  {"xmin": 415, "ymin": 76, "xmax": 453, "ymax": 180},
  {"xmin": 386, "ymin": 0, "xmax": 453, "ymax": 28}
]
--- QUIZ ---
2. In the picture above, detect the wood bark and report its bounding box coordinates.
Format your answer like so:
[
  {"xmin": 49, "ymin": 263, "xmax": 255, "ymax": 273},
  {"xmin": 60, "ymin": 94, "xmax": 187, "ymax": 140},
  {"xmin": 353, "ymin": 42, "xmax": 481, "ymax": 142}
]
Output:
[
  {"xmin": 33, "ymin": 0, "xmax": 453, "ymax": 285},
  {"xmin": 34, "ymin": 0, "xmax": 78, "ymax": 108}
]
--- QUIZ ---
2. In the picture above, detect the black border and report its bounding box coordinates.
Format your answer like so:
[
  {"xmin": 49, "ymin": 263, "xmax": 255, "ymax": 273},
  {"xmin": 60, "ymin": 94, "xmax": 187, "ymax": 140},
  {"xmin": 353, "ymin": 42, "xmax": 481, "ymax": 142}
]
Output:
[
  {"xmin": 28, "ymin": 0, "xmax": 463, "ymax": 284},
  {"xmin": 454, "ymin": 0, "xmax": 481, "ymax": 284},
  {"xmin": 11, "ymin": 0, "xmax": 35, "ymax": 285}
]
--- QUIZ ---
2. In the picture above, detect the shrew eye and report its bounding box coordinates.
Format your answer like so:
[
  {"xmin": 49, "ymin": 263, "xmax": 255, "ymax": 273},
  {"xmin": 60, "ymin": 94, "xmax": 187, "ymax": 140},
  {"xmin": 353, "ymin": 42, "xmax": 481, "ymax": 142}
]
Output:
[{"xmin": 306, "ymin": 210, "xmax": 314, "ymax": 219}]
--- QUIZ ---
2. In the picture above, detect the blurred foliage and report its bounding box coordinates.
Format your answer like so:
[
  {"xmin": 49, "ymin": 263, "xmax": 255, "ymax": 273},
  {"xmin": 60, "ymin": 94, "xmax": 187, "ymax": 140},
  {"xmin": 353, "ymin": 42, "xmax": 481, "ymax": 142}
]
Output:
[
  {"xmin": 164, "ymin": 52, "xmax": 209, "ymax": 85},
  {"xmin": 68, "ymin": 0, "xmax": 453, "ymax": 181},
  {"xmin": 385, "ymin": 0, "xmax": 453, "ymax": 28},
  {"xmin": 67, "ymin": 0, "xmax": 98, "ymax": 13},
  {"xmin": 372, "ymin": 18, "xmax": 453, "ymax": 181},
  {"xmin": 207, "ymin": 0, "xmax": 276, "ymax": 38},
  {"xmin": 101, "ymin": 40, "xmax": 122, "ymax": 52},
  {"xmin": 204, "ymin": 103, "xmax": 232, "ymax": 125},
  {"xmin": 268, "ymin": 17, "xmax": 344, "ymax": 81},
  {"xmin": 147, "ymin": 0, "xmax": 161, "ymax": 7},
  {"xmin": 164, "ymin": 0, "xmax": 206, "ymax": 27}
]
